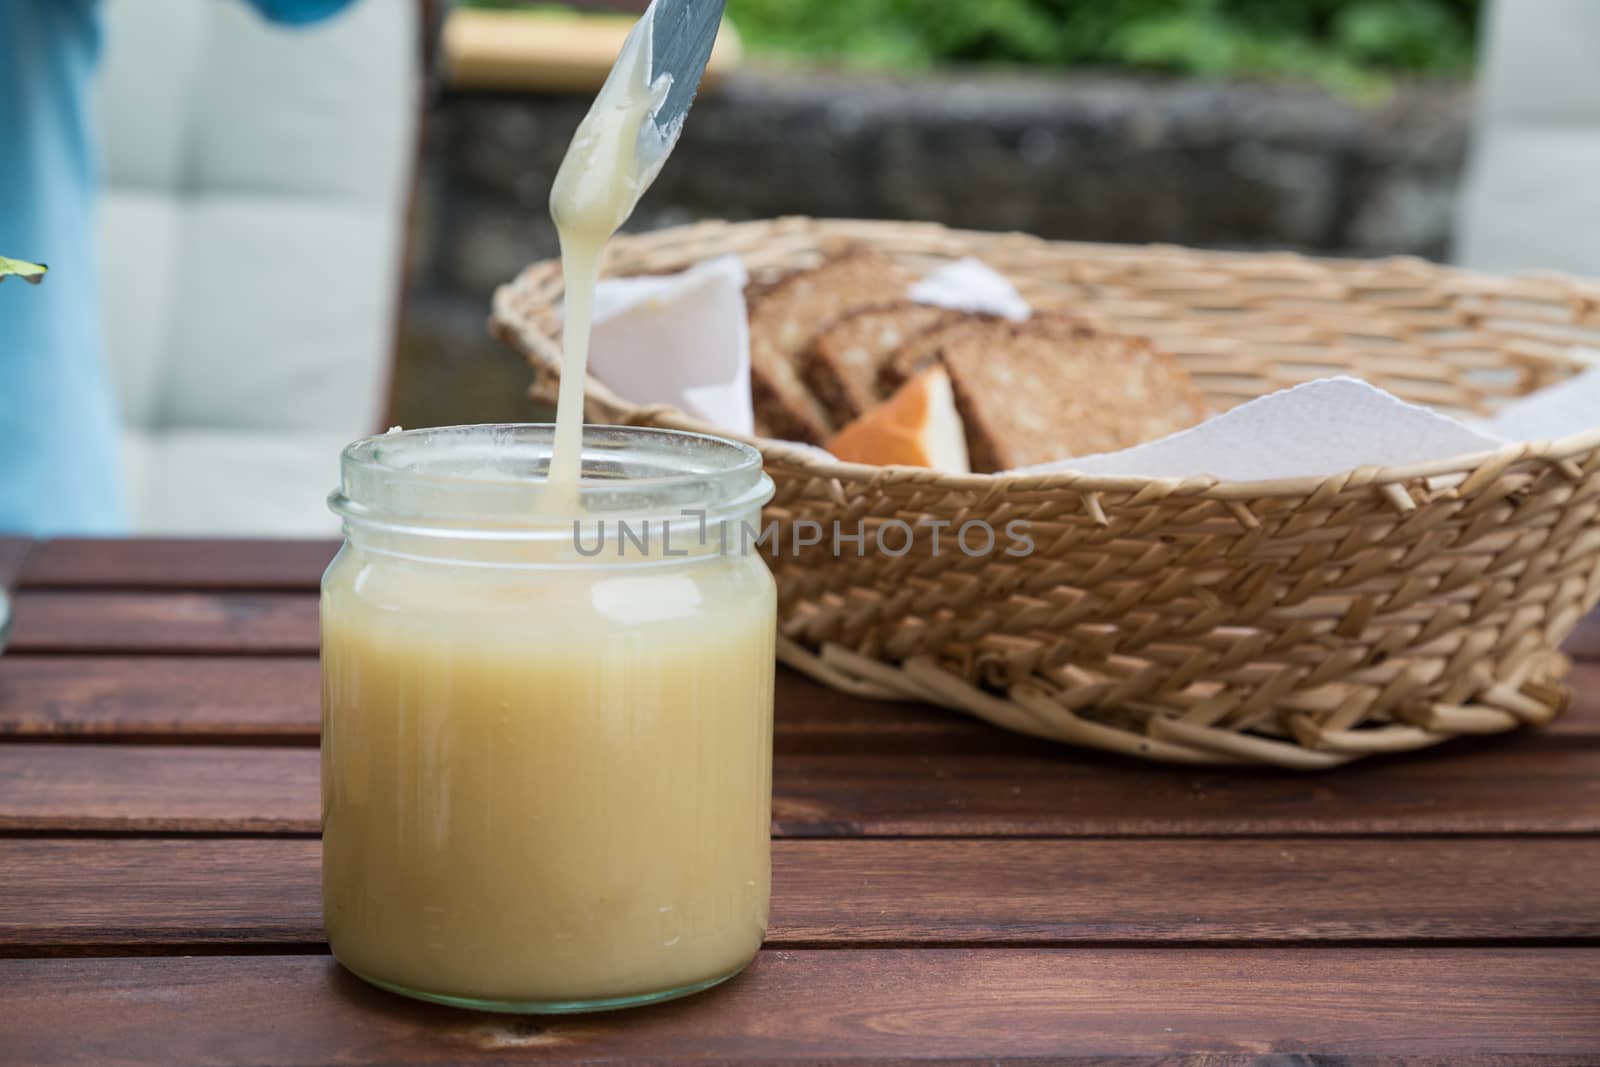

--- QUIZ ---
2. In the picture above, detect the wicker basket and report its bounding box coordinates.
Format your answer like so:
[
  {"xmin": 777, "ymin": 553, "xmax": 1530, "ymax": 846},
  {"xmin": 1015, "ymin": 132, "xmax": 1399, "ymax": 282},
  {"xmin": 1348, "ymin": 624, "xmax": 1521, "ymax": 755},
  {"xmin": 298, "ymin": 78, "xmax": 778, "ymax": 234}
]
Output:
[{"xmin": 492, "ymin": 217, "xmax": 1600, "ymax": 769}]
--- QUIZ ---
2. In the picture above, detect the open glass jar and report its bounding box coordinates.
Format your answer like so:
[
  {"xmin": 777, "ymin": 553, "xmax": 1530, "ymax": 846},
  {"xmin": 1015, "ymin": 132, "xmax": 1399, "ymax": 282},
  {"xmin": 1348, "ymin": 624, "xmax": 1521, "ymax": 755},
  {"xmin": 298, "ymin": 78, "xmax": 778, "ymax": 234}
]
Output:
[{"xmin": 320, "ymin": 425, "xmax": 777, "ymax": 1013}]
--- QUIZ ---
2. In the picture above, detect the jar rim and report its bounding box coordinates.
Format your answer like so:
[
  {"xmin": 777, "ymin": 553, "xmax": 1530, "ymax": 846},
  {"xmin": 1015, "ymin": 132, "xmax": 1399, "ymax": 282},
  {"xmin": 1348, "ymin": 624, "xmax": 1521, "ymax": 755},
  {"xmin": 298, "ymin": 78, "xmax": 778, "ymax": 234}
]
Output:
[{"xmin": 329, "ymin": 424, "xmax": 772, "ymax": 538}]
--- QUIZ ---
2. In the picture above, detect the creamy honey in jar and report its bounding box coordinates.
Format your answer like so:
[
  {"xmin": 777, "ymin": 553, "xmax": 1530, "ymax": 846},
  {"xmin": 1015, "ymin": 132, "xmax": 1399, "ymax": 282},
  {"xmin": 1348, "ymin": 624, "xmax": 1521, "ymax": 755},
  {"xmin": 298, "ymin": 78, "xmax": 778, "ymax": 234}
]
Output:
[{"xmin": 320, "ymin": 424, "xmax": 776, "ymax": 1013}]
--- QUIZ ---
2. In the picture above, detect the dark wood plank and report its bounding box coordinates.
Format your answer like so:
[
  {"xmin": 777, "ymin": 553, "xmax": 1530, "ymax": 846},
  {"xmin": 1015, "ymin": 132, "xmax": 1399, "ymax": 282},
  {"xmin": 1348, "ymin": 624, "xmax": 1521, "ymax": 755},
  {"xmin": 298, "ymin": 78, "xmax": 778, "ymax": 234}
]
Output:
[
  {"xmin": 3, "ymin": 585, "xmax": 1593, "ymax": 672},
  {"xmin": 6, "ymin": 586, "xmax": 1593, "ymax": 666},
  {"xmin": 0, "ymin": 838, "xmax": 319, "ymax": 949},
  {"xmin": 773, "ymin": 741, "xmax": 1600, "ymax": 837},
  {"xmin": 0, "ymin": 660, "xmax": 1042, "ymax": 750},
  {"xmin": 4, "ymin": 738, "xmax": 1600, "ymax": 836},
  {"xmin": 0, "ymin": 746, "xmax": 315, "ymax": 833},
  {"xmin": 788, "ymin": 837, "xmax": 1600, "ymax": 944},
  {"xmin": 0, "ymin": 658, "xmax": 322, "ymax": 740},
  {"xmin": 3, "ymin": 837, "xmax": 1597, "ymax": 952},
  {"xmin": 2, "ymin": 950, "xmax": 1596, "ymax": 1064},
  {"xmin": 0, "ymin": 660, "xmax": 990, "ymax": 746},
  {"xmin": 19, "ymin": 538, "xmax": 335, "ymax": 591},
  {"xmin": 5, "ymin": 592, "xmax": 319, "ymax": 654},
  {"xmin": 0, "ymin": 537, "xmax": 33, "ymax": 589},
  {"xmin": 3, "ymin": 656, "xmax": 1598, "ymax": 746}
]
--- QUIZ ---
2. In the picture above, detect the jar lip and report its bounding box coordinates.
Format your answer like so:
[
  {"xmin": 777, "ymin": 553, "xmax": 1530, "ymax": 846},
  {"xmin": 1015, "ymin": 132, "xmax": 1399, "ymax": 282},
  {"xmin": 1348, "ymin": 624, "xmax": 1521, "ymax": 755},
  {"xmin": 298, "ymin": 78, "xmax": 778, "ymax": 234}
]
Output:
[{"xmin": 330, "ymin": 423, "xmax": 772, "ymax": 536}]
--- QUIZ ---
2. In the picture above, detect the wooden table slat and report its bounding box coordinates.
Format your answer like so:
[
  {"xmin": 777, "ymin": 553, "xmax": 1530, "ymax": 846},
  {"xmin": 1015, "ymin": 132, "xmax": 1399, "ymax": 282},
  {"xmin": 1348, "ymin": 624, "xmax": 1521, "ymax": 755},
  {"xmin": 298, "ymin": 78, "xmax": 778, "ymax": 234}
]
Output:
[
  {"xmin": 6, "ymin": 592, "xmax": 320, "ymax": 654},
  {"xmin": 3, "ymin": 837, "xmax": 1598, "ymax": 952},
  {"xmin": 0, "ymin": 659, "xmax": 1080, "ymax": 749},
  {"xmin": 0, "ymin": 538, "xmax": 34, "ymax": 590},
  {"xmin": 4, "ymin": 739, "xmax": 1600, "ymax": 837},
  {"xmin": 0, "ymin": 746, "xmax": 314, "ymax": 834},
  {"xmin": 3, "ymin": 950, "xmax": 1597, "ymax": 1065},
  {"xmin": 5, "ymin": 657, "xmax": 1600, "ymax": 744},
  {"xmin": 0, "ymin": 657, "xmax": 323, "ymax": 740},
  {"xmin": 8, "ymin": 590, "xmax": 1600, "ymax": 666},
  {"xmin": 18, "ymin": 539, "xmax": 336, "ymax": 591}
]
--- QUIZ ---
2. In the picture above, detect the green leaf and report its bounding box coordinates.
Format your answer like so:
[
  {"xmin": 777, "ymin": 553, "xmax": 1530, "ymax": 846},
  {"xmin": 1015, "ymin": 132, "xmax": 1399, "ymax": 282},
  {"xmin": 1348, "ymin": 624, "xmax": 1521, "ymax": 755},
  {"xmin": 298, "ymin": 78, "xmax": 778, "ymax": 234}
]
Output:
[{"xmin": 0, "ymin": 257, "xmax": 47, "ymax": 285}]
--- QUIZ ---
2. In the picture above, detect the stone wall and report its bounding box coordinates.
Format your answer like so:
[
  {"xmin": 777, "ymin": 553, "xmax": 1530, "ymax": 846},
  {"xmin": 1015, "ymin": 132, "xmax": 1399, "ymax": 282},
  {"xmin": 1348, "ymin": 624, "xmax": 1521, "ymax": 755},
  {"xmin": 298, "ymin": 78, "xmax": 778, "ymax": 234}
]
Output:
[{"xmin": 394, "ymin": 68, "xmax": 1472, "ymax": 426}]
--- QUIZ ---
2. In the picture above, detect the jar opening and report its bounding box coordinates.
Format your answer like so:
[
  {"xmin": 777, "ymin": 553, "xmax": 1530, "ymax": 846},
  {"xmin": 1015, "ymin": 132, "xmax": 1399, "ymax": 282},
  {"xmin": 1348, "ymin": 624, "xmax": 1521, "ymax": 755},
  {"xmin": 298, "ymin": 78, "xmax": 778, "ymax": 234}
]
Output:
[{"xmin": 330, "ymin": 424, "xmax": 772, "ymax": 540}]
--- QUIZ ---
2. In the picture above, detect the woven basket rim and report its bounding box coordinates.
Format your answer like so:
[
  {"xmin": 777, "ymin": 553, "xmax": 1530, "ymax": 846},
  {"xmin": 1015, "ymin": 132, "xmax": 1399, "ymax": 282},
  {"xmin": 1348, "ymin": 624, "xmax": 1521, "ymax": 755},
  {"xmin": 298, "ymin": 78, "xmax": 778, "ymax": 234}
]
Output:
[{"xmin": 490, "ymin": 217, "xmax": 1600, "ymax": 502}]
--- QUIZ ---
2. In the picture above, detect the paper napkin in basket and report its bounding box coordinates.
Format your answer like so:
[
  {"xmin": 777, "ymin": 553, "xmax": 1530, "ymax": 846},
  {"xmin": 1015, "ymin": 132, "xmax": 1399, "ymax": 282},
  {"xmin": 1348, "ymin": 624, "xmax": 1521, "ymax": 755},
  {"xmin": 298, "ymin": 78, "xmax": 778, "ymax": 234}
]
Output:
[
  {"xmin": 1024, "ymin": 378, "xmax": 1506, "ymax": 481},
  {"xmin": 1023, "ymin": 359, "xmax": 1600, "ymax": 481},
  {"xmin": 585, "ymin": 255, "xmax": 755, "ymax": 436},
  {"xmin": 1476, "ymin": 353, "xmax": 1600, "ymax": 442},
  {"xmin": 909, "ymin": 257, "xmax": 1031, "ymax": 320}
]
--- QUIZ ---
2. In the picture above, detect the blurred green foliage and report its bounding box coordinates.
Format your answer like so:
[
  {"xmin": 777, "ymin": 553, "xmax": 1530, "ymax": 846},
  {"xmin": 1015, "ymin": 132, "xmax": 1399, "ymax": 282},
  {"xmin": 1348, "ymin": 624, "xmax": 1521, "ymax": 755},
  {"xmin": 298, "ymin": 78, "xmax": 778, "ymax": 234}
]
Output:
[{"xmin": 465, "ymin": 0, "xmax": 1481, "ymax": 97}]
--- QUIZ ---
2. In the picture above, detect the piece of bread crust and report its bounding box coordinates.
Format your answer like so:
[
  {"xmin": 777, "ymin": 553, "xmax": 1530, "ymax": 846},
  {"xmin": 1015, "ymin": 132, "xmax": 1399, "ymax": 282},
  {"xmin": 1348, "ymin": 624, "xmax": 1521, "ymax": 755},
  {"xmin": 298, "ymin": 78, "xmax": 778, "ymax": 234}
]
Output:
[
  {"xmin": 826, "ymin": 365, "xmax": 970, "ymax": 473},
  {"xmin": 938, "ymin": 319, "xmax": 1211, "ymax": 472},
  {"xmin": 745, "ymin": 250, "xmax": 915, "ymax": 443},
  {"xmin": 803, "ymin": 301, "xmax": 963, "ymax": 426}
]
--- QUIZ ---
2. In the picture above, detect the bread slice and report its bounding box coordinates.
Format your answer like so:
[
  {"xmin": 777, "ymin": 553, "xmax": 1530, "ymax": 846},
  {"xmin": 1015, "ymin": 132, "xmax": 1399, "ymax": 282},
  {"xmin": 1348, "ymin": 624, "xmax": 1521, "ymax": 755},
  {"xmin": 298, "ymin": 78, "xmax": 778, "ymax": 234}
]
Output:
[
  {"xmin": 803, "ymin": 302, "xmax": 963, "ymax": 426},
  {"xmin": 876, "ymin": 311, "xmax": 1088, "ymax": 396},
  {"xmin": 826, "ymin": 366, "xmax": 970, "ymax": 473},
  {"xmin": 878, "ymin": 315, "xmax": 996, "ymax": 397},
  {"xmin": 745, "ymin": 250, "xmax": 915, "ymax": 443},
  {"xmin": 938, "ymin": 320, "xmax": 1211, "ymax": 471}
]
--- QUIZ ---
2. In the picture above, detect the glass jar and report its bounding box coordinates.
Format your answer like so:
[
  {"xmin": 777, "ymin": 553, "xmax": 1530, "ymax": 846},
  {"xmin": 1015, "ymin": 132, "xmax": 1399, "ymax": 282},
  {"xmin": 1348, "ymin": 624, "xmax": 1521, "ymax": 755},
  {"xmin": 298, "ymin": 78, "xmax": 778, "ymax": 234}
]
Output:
[{"xmin": 320, "ymin": 424, "xmax": 776, "ymax": 1014}]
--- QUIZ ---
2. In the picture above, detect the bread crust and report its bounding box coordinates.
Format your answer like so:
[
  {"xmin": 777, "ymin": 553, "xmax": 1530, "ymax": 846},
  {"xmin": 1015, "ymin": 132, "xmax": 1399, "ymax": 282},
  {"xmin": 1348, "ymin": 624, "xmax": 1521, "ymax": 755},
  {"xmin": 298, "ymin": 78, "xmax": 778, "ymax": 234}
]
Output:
[
  {"xmin": 745, "ymin": 249, "xmax": 914, "ymax": 442},
  {"xmin": 803, "ymin": 301, "xmax": 962, "ymax": 426}
]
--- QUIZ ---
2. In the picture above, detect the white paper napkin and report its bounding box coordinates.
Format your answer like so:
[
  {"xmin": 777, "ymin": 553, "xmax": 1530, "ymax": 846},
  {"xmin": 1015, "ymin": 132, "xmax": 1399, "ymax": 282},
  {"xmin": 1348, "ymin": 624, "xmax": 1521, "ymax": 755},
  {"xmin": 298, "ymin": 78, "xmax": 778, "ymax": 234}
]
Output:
[
  {"xmin": 1476, "ymin": 351, "xmax": 1600, "ymax": 442},
  {"xmin": 909, "ymin": 257, "xmax": 1031, "ymax": 321},
  {"xmin": 585, "ymin": 254, "xmax": 755, "ymax": 435},
  {"xmin": 1024, "ymin": 377, "xmax": 1506, "ymax": 481}
]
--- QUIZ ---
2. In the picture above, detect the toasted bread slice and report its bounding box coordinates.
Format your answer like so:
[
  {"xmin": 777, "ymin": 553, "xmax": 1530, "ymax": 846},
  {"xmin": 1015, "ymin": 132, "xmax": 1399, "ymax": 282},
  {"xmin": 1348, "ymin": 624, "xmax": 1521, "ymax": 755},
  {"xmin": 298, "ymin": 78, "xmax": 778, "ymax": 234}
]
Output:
[
  {"xmin": 878, "ymin": 314, "xmax": 998, "ymax": 397},
  {"xmin": 746, "ymin": 250, "xmax": 915, "ymax": 443},
  {"xmin": 876, "ymin": 311, "xmax": 1087, "ymax": 396},
  {"xmin": 939, "ymin": 320, "xmax": 1210, "ymax": 471},
  {"xmin": 826, "ymin": 366, "xmax": 970, "ymax": 473},
  {"xmin": 804, "ymin": 302, "xmax": 963, "ymax": 426}
]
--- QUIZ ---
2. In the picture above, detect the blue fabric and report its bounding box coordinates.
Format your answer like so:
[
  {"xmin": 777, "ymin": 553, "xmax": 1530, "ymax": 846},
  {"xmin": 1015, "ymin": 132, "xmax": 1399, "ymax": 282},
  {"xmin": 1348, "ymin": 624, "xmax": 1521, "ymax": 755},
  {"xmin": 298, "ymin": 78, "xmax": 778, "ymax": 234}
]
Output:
[
  {"xmin": 0, "ymin": 0, "xmax": 355, "ymax": 535},
  {"xmin": 0, "ymin": 0, "xmax": 120, "ymax": 535}
]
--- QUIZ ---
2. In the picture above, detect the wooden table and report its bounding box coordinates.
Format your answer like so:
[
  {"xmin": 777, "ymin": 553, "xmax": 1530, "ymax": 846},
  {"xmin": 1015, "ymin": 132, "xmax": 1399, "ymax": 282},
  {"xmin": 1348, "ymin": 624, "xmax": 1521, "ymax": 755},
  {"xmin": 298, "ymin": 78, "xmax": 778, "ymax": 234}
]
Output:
[{"xmin": 1, "ymin": 537, "xmax": 1597, "ymax": 1065}]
